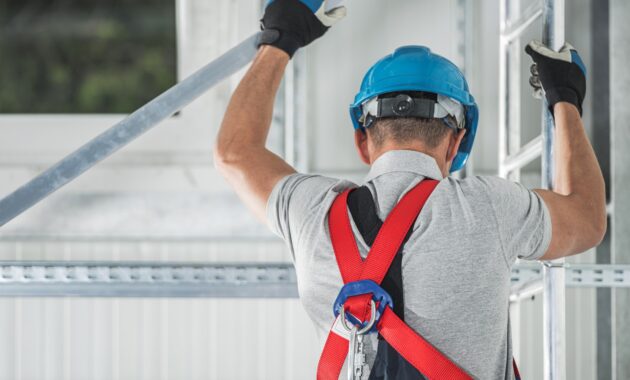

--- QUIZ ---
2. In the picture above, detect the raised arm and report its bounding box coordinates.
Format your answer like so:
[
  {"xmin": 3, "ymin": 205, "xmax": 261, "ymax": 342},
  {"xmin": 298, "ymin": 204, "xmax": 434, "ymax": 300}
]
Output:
[
  {"xmin": 214, "ymin": 0, "xmax": 346, "ymax": 223},
  {"xmin": 526, "ymin": 41, "xmax": 607, "ymax": 260},
  {"xmin": 214, "ymin": 47, "xmax": 295, "ymax": 223}
]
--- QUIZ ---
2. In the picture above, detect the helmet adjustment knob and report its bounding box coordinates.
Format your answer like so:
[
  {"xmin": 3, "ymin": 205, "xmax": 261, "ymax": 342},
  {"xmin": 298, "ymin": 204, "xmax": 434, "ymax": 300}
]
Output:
[{"xmin": 392, "ymin": 94, "xmax": 414, "ymax": 116}]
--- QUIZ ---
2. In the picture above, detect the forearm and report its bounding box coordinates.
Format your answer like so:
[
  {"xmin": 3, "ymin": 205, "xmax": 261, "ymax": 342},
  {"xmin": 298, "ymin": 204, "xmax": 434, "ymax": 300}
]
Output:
[
  {"xmin": 216, "ymin": 46, "xmax": 290, "ymax": 159},
  {"xmin": 540, "ymin": 102, "xmax": 607, "ymax": 254},
  {"xmin": 553, "ymin": 103, "xmax": 605, "ymax": 204}
]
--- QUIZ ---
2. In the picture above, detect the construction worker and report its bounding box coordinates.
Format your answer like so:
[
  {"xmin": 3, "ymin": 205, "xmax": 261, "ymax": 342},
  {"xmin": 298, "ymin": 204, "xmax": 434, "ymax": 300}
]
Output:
[{"xmin": 215, "ymin": 0, "xmax": 606, "ymax": 379}]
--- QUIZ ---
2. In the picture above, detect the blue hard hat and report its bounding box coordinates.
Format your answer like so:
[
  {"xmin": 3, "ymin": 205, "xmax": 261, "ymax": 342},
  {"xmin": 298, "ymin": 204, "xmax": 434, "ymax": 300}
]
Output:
[{"xmin": 350, "ymin": 46, "xmax": 479, "ymax": 172}]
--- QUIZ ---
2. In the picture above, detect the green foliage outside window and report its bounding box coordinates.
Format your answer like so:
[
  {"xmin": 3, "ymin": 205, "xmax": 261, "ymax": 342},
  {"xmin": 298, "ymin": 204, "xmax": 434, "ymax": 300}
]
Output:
[{"xmin": 0, "ymin": 0, "xmax": 177, "ymax": 113}]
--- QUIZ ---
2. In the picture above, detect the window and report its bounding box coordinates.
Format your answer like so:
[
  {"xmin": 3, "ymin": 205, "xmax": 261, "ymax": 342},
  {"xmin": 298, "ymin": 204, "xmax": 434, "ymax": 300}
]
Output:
[{"xmin": 0, "ymin": 0, "xmax": 177, "ymax": 114}]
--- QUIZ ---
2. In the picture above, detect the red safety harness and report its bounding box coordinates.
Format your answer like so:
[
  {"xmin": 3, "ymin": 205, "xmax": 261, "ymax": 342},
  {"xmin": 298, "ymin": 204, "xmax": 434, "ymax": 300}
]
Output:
[{"xmin": 316, "ymin": 179, "xmax": 522, "ymax": 380}]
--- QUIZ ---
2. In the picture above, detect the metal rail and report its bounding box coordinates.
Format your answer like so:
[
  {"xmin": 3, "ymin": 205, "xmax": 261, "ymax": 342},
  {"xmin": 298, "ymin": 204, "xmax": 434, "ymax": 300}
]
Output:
[
  {"xmin": 0, "ymin": 262, "xmax": 628, "ymax": 298},
  {"xmin": 510, "ymin": 277, "xmax": 545, "ymax": 303},
  {"xmin": 499, "ymin": 0, "xmax": 566, "ymax": 378},
  {"xmin": 0, "ymin": 33, "xmax": 261, "ymax": 228},
  {"xmin": 502, "ymin": 135, "xmax": 543, "ymax": 174},
  {"xmin": 501, "ymin": 1, "xmax": 543, "ymax": 43},
  {"xmin": 0, "ymin": 262, "xmax": 298, "ymax": 298},
  {"xmin": 541, "ymin": 1, "xmax": 566, "ymax": 379}
]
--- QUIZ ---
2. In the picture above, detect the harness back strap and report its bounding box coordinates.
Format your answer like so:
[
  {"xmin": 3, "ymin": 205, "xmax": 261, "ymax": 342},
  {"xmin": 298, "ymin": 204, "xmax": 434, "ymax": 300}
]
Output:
[
  {"xmin": 316, "ymin": 180, "xmax": 472, "ymax": 380},
  {"xmin": 348, "ymin": 186, "xmax": 424, "ymax": 379},
  {"xmin": 347, "ymin": 186, "xmax": 405, "ymax": 319}
]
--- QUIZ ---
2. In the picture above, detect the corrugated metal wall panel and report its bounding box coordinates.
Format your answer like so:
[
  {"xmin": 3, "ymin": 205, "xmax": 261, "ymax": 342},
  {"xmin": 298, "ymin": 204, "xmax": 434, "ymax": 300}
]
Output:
[
  {"xmin": 0, "ymin": 297, "xmax": 320, "ymax": 380},
  {"xmin": 0, "ymin": 241, "xmax": 601, "ymax": 379},
  {"xmin": 0, "ymin": 239, "xmax": 326, "ymax": 380}
]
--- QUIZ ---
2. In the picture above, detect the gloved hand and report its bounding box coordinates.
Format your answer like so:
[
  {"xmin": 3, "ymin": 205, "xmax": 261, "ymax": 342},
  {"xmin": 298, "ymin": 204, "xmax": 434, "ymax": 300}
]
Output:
[
  {"xmin": 258, "ymin": 0, "xmax": 347, "ymax": 58},
  {"xmin": 525, "ymin": 40, "xmax": 587, "ymax": 116}
]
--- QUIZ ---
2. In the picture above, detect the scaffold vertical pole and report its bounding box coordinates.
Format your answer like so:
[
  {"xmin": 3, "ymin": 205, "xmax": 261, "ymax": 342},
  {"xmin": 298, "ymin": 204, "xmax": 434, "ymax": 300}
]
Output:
[
  {"xmin": 498, "ymin": 0, "xmax": 509, "ymax": 179},
  {"xmin": 541, "ymin": 0, "xmax": 566, "ymax": 379}
]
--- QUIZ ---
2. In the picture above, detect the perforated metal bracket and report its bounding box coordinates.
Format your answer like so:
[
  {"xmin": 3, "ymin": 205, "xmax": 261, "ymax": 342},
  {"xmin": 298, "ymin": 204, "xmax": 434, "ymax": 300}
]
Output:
[
  {"xmin": 0, "ymin": 261, "xmax": 298, "ymax": 298},
  {"xmin": 511, "ymin": 263, "xmax": 630, "ymax": 288},
  {"xmin": 509, "ymin": 263, "xmax": 630, "ymax": 303},
  {"xmin": 0, "ymin": 262, "xmax": 627, "ymax": 298},
  {"xmin": 565, "ymin": 264, "xmax": 630, "ymax": 287}
]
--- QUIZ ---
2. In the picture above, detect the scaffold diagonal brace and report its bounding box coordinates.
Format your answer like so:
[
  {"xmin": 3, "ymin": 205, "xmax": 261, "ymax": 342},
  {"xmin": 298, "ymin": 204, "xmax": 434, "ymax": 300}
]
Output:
[{"xmin": 0, "ymin": 33, "xmax": 262, "ymax": 227}]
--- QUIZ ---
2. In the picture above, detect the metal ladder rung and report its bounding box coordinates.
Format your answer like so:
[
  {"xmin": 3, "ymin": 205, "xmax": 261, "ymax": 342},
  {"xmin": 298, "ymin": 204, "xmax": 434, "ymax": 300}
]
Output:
[
  {"xmin": 510, "ymin": 277, "xmax": 544, "ymax": 303},
  {"xmin": 501, "ymin": 135, "xmax": 543, "ymax": 174},
  {"xmin": 501, "ymin": 1, "xmax": 544, "ymax": 43}
]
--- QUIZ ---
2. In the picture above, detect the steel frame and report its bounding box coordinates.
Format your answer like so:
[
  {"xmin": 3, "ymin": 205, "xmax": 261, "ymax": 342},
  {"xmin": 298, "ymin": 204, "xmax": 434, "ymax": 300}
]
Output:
[
  {"xmin": 0, "ymin": 262, "xmax": 299, "ymax": 298},
  {"xmin": 0, "ymin": 262, "xmax": 628, "ymax": 298},
  {"xmin": 497, "ymin": 0, "xmax": 612, "ymax": 378}
]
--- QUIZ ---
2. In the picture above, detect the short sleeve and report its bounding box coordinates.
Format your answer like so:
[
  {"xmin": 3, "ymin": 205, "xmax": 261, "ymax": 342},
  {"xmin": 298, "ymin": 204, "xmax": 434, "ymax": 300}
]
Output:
[
  {"xmin": 266, "ymin": 173, "xmax": 348, "ymax": 259},
  {"xmin": 479, "ymin": 176, "xmax": 552, "ymax": 263}
]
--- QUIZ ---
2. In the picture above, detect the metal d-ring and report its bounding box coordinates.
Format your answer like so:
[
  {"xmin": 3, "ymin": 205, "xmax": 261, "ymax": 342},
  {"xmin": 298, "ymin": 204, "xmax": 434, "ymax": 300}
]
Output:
[{"xmin": 340, "ymin": 299, "xmax": 376, "ymax": 335}]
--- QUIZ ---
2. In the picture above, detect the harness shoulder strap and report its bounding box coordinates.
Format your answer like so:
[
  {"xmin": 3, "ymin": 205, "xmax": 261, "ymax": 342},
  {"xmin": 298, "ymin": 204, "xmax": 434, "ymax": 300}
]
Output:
[
  {"xmin": 348, "ymin": 187, "xmax": 424, "ymax": 379},
  {"xmin": 347, "ymin": 187, "xmax": 404, "ymax": 318},
  {"xmin": 319, "ymin": 179, "xmax": 517, "ymax": 380},
  {"xmin": 320, "ymin": 180, "xmax": 466, "ymax": 380}
]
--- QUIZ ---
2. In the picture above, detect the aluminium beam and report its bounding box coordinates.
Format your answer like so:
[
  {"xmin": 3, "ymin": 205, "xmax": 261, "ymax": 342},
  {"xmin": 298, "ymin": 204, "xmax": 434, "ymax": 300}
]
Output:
[
  {"xmin": 502, "ymin": 135, "xmax": 543, "ymax": 174},
  {"xmin": 510, "ymin": 277, "xmax": 544, "ymax": 303},
  {"xmin": 0, "ymin": 262, "xmax": 298, "ymax": 298},
  {"xmin": 541, "ymin": 1, "xmax": 566, "ymax": 379},
  {"xmin": 500, "ymin": 1, "xmax": 544, "ymax": 43},
  {"xmin": 610, "ymin": 0, "xmax": 630, "ymax": 377},
  {"xmin": 0, "ymin": 262, "xmax": 628, "ymax": 298},
  {"xmin": 0, "ymin": 33, "xmax": 261, "ymax": 227},
  {"xmin": 499, "ymin": 0, "xmax": 526, "ymax": 181}
]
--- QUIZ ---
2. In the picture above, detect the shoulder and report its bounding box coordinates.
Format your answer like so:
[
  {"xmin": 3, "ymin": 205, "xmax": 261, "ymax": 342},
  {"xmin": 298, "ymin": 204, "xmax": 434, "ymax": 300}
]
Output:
[
  {"xmin": 442, "ymin": 175, "xmax": 515, "ymax": 189},
  {"xmin": 265, "ymin": 172, "xmax": 356, "ymax": 238},
  {"xmin": 268, "ymin": 173, "xmax": 355, "ymax": 207},
  {"xmin": 430, "ymin": 175, "xmax": 540, "ymax": 219},
  {"xmin": 438, "ymin": 175, "xmax": 530, "ymax": 200}
]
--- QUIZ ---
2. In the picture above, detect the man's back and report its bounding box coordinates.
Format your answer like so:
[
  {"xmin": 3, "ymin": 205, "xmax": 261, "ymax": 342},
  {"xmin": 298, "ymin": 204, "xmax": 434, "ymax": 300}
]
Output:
[
  {"xmin": 215, "ymin": 5, "xmax": 605, "ymax": 377},
  {"xmin": 267, "ymin": 150, "xmax": 551, "ymax": 379}
]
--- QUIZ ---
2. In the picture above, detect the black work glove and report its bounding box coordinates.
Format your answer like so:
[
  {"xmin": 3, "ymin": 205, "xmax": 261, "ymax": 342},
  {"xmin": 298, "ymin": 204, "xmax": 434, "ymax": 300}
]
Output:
[
  {"xmin": 525, "ymin": 40, "xmax": 587, "ymax": 116},
  {"xmin": 258, "ymin": 0, "xmax": 346, "ymax": 58}
]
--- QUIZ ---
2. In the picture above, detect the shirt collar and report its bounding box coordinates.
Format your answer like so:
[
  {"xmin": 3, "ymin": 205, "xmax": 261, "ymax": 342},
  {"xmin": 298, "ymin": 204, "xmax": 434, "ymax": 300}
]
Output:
[{"xmin": 365, "ymin": 150, "xmax": 444, "ymax": 183}]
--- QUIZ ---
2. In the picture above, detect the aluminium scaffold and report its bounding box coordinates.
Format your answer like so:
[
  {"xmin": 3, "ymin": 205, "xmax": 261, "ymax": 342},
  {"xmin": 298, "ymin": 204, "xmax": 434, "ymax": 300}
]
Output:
[
  {"xmin": 497, "ymin": 0, "xmax": 622, "ymax": 379},
  {"xmin": 0, "ymin": 261, "xmax": 627, "ymax": 298},
  {"xmin": 499, "ymin": 0, "xmax": 565, "ymax": 378}
]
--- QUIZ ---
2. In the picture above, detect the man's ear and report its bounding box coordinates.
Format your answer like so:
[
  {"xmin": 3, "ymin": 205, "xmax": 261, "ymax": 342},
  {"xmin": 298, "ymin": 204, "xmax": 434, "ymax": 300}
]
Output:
[
  {"xmin": 354, "ymin": 129, "xmax": 371, "ymax": 165},
  {"xmin": 446, "ymin": 128, "xmax": 467, "ymax": 163}
]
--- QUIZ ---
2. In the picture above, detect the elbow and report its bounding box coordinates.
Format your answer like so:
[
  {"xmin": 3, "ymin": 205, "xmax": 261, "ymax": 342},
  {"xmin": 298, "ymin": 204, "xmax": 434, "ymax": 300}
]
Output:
[
  {"xmin": 213, "ymin": 141, "xmax": 239, "ymax": 175},
  {"xmin": 591, "ymin": 212, "xmax": 608, "ymax": 247},
  {"xmin": 214, "ymin": 128, "xmax": 242, "ymax": 173},
  {"xmin": 213, "ymin": 138, "xmax": 258, "ymax": 176},
  {"xmin": 584, "ymin": 206, "xmax": 608, "ymax": 249}
]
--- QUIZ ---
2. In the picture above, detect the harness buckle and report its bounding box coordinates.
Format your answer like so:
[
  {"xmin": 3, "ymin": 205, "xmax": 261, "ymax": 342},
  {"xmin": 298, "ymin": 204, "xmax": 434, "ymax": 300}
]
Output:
[{"xmin": 333, "ymin": 279, "xmax": 394, "ymax": 334}]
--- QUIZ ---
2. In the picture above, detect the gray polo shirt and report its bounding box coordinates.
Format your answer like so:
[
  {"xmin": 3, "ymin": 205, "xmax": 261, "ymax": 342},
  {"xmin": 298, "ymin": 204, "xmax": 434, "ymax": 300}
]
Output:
[{"xmin": 266, "ymin": 150, "xmax": 551, "ymax": 380}]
